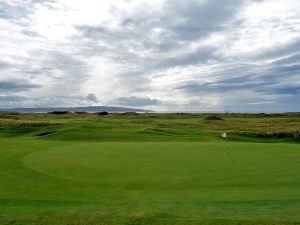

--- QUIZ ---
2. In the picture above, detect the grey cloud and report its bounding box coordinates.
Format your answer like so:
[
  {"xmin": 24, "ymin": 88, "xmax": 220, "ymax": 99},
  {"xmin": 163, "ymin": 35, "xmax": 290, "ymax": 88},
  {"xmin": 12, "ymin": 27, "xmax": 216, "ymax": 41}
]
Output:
[
  {"xmin": 85, "ymin": 93, "xmax": 99, "ymax": 102},
  {"xmin": 256, "ymin": 82, "xmax": 300, "ymax": 95},
  {"xmin": 113, "ymin": 71, "xmax": 153, "ymax": 93},
  {"xmin": 0, "ymin": 60, "xmax": 9, "ymax": 70},
  {"xmin": 77, "ymin": 23, "xmax": 217, "ymax": 69},
  {"xmin": 239, "ymin": 93, "xmax": 300, "ymax": 113},
  {"xmin": 164, "ymin": 0, "xmax": 245, "ymax": 41},
  {"xmin": 272, "ymin": 53, "xmax": 300, "ymax": 66},
  {"xmin": 273, "ymin": 64, "xmax": 300, "ymax": 75},
  {"xmin": 76, "ymin": 26, "xmax": 107, "ymax": 39},
  {"xmin": 115, "ymin": 96, "xmax": 160, "ymax": 106},
  {"xmin": 156, "ymin": 46, "xmax": 218, "ymax": 68},
  {"xmin": 0, "ymin": 0, "xmax": 55, "ymax": 20},
  {"xmin": 255, "ymin": 39, "xmax": 300, "ymax": 61},
  {"xmin": 0, "ymin": 2, "xmax": 27, "ymax": 20},
  {"xmin": 174, "ymin": 60, "xmax": 298, "ymax": 97},
  {"xmin": 175, "ymin": 78, "xmax": 266, "ymax": 94},
  {"xmin": 1, "ymin": 0, "xmax": 300, "ymax": 111},
  {"xmin": 31, "ymin": 51, "xmax": 90, "ymax": 94},
  {"xmin": 0, "ymin": 79, "xmax": 41, "ymax": 92},
  {"xmin": 273, "ymin": 86, "xmax": 300, "ymax": 95},
  {"xmin": 77, "ymin": 0, "xmax": 246, "ymax": 55},
  {"xmin": 73, "ymin": 0, "xmax": 246, "ymax": 100},
  {"xmin": 218, "ymin": 76, "xmax": 252, "ymax": 84},
  {"xmin": 0, "ymin": 95, "xmax": 29, "ymax": 108},
  {"xmin": 175, "ymin": 63, "xmax": 300, "ymax": 97},
  {"xmin": 1, "ymin": 50, "xmax": 89, "ymax": 96},
  {"xmin": 46, "ymin": 51, "xmax": 85, "ymax": 71},
  {"xmin": 22, "ymin": 30, "xmax": 42, "ymax": 38},
  {"xmin": 257, "ymin": 64, "xmax": 300, "ymax": 83},
  {"xmin": 0, "ymin": 95, "xmax": 28, "ymax": 102}
]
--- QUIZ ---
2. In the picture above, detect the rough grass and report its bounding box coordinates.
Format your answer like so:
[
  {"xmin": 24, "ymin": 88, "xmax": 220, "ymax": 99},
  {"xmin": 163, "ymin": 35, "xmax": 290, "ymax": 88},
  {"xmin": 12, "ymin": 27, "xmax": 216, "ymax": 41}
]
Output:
[{"xmin": 0, "ymin": 112, "xmax": 300, "ymax": 141}]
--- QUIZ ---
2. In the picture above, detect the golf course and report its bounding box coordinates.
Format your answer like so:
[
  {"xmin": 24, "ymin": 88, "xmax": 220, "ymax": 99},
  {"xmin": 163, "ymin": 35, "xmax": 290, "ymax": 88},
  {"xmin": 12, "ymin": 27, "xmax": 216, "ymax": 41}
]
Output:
[{"xmin": 0, "ymin": 112, "xmax": 300, "ymax": 225}]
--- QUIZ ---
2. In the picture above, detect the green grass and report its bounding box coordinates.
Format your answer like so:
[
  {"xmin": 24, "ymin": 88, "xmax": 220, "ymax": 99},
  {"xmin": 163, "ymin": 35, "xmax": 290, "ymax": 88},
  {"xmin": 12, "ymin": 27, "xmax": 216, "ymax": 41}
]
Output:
[{"xmin": 0, "ymin": 112, "xmax": 300, "ymax": 224}]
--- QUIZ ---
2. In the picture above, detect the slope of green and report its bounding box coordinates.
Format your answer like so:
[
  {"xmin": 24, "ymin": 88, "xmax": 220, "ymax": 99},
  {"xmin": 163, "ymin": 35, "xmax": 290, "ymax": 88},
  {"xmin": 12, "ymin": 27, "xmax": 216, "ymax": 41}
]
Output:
[{"xmin": 1, "ymin": 138, "xmax": 300, "ymax": 224}]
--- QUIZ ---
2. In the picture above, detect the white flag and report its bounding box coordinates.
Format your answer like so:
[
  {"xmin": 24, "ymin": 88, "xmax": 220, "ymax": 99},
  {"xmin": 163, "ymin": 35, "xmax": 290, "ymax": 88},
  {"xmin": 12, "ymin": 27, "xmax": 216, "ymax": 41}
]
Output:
[{"xmin": 222, "ymin": 132, "xmax": 227, "ymax": 138}]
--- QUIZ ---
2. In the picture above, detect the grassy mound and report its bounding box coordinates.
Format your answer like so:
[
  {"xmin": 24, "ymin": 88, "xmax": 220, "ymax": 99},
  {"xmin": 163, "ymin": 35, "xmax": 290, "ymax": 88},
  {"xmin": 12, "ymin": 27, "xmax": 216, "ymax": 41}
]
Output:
[{"xmin": 203, "ymin": 116, "xmax": 224, "ymax": 121}]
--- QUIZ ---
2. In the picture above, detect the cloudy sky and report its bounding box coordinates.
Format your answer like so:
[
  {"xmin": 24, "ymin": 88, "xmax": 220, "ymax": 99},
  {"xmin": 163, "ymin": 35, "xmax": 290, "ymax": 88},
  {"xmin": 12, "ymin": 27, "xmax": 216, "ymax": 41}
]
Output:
[{"xmin": 0, "ymin": 0, "xmax": 300, "ymax": 112}]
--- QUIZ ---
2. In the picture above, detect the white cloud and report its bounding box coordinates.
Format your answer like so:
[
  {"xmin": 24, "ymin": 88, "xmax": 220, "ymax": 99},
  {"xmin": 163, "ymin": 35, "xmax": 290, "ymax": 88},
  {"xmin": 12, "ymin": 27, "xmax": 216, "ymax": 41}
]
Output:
[{"xmin": 0, "ymin": 0, "xmax": 299, "ymax": 111}]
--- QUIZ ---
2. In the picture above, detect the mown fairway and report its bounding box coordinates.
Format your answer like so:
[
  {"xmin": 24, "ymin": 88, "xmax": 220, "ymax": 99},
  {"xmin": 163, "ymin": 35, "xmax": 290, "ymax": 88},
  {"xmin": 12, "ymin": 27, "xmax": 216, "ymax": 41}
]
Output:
[{"xmin": 0, "ymin": 112, "xmax": 300, "ymax": 225}]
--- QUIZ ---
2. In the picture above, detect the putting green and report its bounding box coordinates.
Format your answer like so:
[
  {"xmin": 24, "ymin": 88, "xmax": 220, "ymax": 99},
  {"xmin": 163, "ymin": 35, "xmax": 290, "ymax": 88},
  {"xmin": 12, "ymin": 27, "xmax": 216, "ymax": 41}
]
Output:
[
  {"xmin": 23, "ymin": 142, "xmax": 300, "ymax": 200},
  {"xmin": 0, "ymin": 140, "xmax": 299, "ymax": 224},
  {"xmin": 24, "ymin": 142, "xmax": 235, "ymax": 185}
]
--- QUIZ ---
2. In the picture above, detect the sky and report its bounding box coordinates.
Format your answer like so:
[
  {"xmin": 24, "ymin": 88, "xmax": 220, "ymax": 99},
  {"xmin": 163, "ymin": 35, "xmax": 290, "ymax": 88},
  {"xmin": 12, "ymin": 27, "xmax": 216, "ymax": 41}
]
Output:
[{"xmin": 0, "ymin": 0, "xmax": 300, "ymax": 112}]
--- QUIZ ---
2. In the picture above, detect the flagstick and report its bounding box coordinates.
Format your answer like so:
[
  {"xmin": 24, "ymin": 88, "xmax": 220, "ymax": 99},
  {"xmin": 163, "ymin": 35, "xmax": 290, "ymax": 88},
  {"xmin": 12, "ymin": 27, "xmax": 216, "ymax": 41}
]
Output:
[
  {"xmin": 226, "ymin": 136, "xmax": 229, "ymax": 161},
  {"xmin": 225, "ymin": 135, "xmax": 229, "ymax": 161},
  {"xmin": 222, "ymin": 132, "xmax": 230, "ymax": 161}
]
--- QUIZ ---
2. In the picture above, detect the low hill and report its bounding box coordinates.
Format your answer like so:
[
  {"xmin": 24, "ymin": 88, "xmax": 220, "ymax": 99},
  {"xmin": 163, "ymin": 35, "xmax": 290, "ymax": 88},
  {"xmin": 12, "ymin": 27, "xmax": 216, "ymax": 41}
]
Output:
[{"xmin": 0, "ymin": 106, "xmax": 150, "ymax": 113}]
